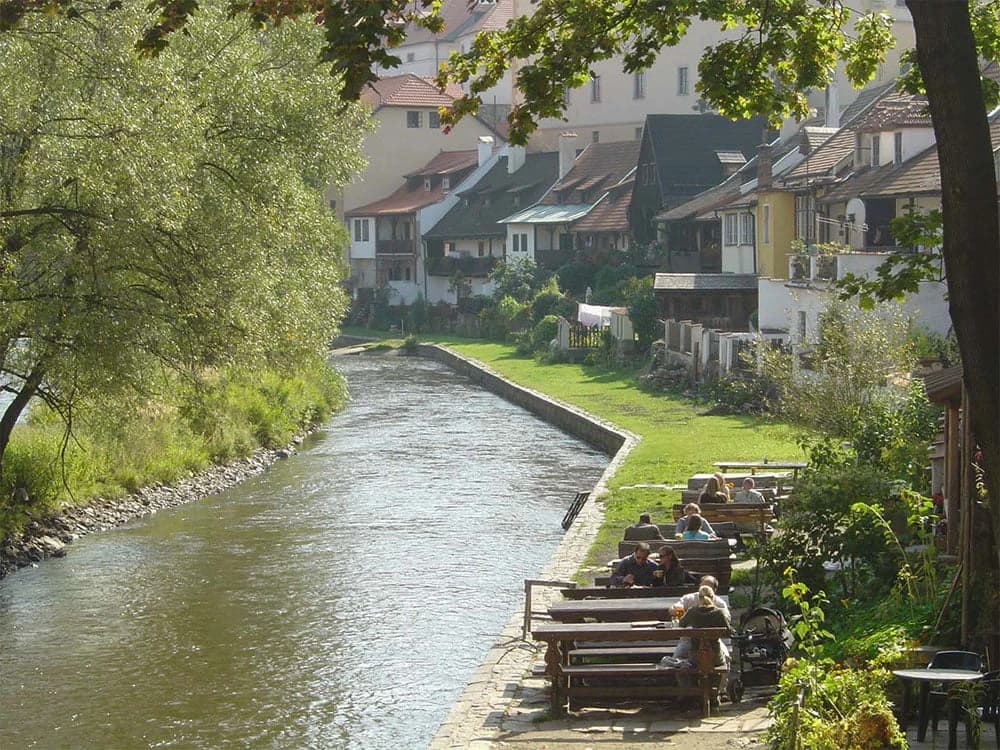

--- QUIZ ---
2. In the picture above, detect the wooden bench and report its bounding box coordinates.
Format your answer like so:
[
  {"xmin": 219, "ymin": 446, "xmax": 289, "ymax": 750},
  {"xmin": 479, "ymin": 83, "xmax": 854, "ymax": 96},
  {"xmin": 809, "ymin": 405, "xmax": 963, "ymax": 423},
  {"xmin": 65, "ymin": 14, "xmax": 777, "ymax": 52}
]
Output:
[
  {"xmin": 617, "ymin": 537, "xmax": 734, "ymax": 560},
  {"xmin": 672, "ymin": 502, "xmax": 775, "ymax": 539},
  {"xmin": 561, "ymin": 585, "xmax": 697, "ymax": 600},
  {"xmin": 599, "ymin": 561, "xmax": 733, "ymax": 593},
  {"xmin": 532, "ymin": 622, "xmax": 730, "ymax": 717}
]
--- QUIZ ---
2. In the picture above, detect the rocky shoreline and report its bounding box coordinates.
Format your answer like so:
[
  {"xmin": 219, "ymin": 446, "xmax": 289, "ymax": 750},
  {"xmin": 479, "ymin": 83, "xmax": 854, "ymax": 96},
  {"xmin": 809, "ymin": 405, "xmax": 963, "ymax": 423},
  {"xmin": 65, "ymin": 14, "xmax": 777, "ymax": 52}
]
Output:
[{"xmin": 0, "ymin": 438, "xmax": 304, "ymax": 579}]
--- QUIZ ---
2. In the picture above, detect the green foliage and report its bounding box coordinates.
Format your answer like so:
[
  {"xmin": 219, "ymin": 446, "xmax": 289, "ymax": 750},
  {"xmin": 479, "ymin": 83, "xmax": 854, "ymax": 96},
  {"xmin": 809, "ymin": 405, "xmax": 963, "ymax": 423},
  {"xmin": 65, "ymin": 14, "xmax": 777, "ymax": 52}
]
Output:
[
  {"xmin": 520, "ymin": 315, "xmax": 560, "ymax": 356},
  {"xmin": 766, "ymin": 575, "xmax": 906, "ymax": 750},
  {"xmin": 556, "ymin": 261, "xmax": 597, "ymax": 298},
  {"xmin": 909, "ymin": 326, "xmax": 962, "ymax": 368},
  {"xmin": 621, "ymin": 276, "xmax": 658, "ymax": 352},
  {"xmin": 489, "ymin": 258, "xmax": 545, "ymax": 303},
  {"xmin": 529, "ymin": 277, "xmax": 574, "ymax": 324},
  {"xmin": 766, "ymin": 659, "xmax": 906, "ymax": 750},
  {"xmin": 0, "ymin": 4, "xmax": 364, "ymax": 475},
  {"xmin": 478, "ymin": 295, "xmax": 530, "ymax": 340},
  {"xmin": 591, "ymin": 264, "xmax": 639, "ymax": 303},
  {"xmin": 407, "ymin": 296, "xmax": 432, "ymax": 334}
]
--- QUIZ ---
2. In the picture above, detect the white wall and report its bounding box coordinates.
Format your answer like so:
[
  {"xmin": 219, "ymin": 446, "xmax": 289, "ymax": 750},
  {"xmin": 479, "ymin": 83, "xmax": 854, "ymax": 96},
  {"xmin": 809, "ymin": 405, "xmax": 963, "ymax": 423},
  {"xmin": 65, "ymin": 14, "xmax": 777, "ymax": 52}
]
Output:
[
  {"xmin": 348, "ymin": 216, "xmax": 376, "ymax": 260},
  {"xmin": 722, "ymin": 245, "xmax": 755, "ymax": 273},
  {"xmin": 506, "ymin": 223, "xmax": 535, "ymax": 261}
]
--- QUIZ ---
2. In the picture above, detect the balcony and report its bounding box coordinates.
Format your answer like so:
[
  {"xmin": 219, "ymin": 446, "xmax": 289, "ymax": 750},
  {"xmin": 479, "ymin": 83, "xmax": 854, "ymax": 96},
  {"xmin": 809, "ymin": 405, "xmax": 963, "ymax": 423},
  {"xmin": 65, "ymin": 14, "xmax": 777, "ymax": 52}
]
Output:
[
  {"xmin": 376, "ymin": 238, "xmax": 417, "ymax": 256},
  {"xmin": 426, "ymin": 255, "xmax": 500, "ymax": 277}
]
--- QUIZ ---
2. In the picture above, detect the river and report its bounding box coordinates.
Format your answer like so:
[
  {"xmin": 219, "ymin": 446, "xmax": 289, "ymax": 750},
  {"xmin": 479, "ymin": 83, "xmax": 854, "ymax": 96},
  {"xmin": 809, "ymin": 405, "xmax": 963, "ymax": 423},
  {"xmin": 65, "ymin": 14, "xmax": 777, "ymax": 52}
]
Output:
[{"xmin": 0, "ymin": 353, "xmax": 609, "ymax": 749}]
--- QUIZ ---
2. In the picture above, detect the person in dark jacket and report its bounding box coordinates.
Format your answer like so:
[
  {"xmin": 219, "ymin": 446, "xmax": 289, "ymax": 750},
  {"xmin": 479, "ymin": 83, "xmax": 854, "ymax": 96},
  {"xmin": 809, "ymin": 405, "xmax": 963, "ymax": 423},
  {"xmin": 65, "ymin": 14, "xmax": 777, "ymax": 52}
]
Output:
[{"xmin": 609, "ymin": 542, "xmax": 659, "ymax": 587}]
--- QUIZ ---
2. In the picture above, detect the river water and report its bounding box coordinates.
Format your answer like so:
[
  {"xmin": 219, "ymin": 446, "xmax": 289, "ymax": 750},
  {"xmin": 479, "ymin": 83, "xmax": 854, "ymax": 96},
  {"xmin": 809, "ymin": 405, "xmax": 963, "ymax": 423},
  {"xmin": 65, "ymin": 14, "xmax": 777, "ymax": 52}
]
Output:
[{"xmin": 0, "ymin": 354, "xmax": 608, "ymax": 749}]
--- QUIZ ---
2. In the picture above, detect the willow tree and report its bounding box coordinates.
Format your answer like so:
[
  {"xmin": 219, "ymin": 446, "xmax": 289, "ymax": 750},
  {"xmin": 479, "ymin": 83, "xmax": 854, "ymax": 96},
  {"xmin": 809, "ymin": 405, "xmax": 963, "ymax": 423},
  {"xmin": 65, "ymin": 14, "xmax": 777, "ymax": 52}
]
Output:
[{"xmin": 0, "ymin": 4, "xmax": 371, "ymax": 479}]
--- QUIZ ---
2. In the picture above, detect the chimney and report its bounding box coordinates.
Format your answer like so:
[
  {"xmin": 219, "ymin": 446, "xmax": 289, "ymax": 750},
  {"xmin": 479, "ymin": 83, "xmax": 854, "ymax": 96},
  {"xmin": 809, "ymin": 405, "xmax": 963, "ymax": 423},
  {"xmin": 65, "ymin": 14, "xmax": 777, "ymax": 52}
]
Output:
[
  {"xmin": 507, "ymin": 144, "xmax": 526, "ymax": 174},
  {"xmin": 756, "ymin": 143, "xmax": 773, "ymax": 189},
  {"xmin": 477, "ymin": 135, "xmax": 494, "ymax": 167},
  {"xmin": 824, "ymin": 83, "xmax": 840, "ymax": 129},
  {"xmin": 558, "ymin": 132, "xmax": 578, "ymax": 179}
]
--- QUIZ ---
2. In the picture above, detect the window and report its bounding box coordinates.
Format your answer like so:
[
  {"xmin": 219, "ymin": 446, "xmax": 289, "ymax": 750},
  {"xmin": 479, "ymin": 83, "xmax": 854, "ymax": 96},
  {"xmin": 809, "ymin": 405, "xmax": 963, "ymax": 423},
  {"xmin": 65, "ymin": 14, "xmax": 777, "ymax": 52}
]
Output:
[
  {"xmin": 442, "ymin": 176, "xmax": 450, "ymax": 190},
  {"xmin": 519, "ymin": 232, "xmax": 528, "ymax": 252},
  {"xmin": 871, "ymin": 134, "xmax": 880, "ymax": 167},
  {"xmin": 405, "ymin": 266, "xmax": 411, "ymax": 281},
  {"xmin": 677, "ymin": 66, "xmax": 689, "ymax": 95},
  {"xmin": 724, "ymin": 214, "xmax": 738, "ymax": 245},
  {"xmin": 592, "ymin": 130, "xmax": 600, "ymax": 143},
  {"xmin": 635, "ymin": 127, "xmax": 643, "ymax": 140},
  {"xmin": 329, "ymin": 199, "xmax": 337, "ymax": 211},
  {"xmin": 794, "ymin": 194, "xmax": 816, "ymax": 242},
  {"xmin": 406, "ymin": 111, "xmax": 422, "ymax": 128},
  {"xmin": 633, "ymin": 71, "xmax": 645, "ymax": 99},
  {"xmin": 797, "ymin": 310, "xmax": 807, "ymax": 341},
  {"xmin": 478, "ymin": 241, "xmax": 485, "ymax": 257},
  {"xmin": 894, "ymin": 131, "xmax": 903, "ymax": 163},
  {"xmin": 401, "ymin": 221, "xmax": 411, "ymax": 240},
  {"xmin": 563, "ymin": 88, "xmax": 571, "ymax": 108},
  {"xmin": 354, "ymin": 219, "xmax": 363, "ymax": 242},
  {"xmin": 362, "ymin": 220, "xmax": 369, "ymax": 242},
  {"xmin": 423, "ymin": 177, "xmax": 432, "ymax": 191},
  {"xmin": 511, "ymin": 233, "xmax": 520, "ymax": 252},
  {"xmin": 429, "ymin": 110, "xmax": 440, "ymax": 128},
  {"xmin": 406, "ymin": 52, "xmax": 415, "ymax": 62},
  {"xmin": 591, "ymin": 75, "xmax": 601, "ymax": 102},
  {"xmin": 762, "ymin": 204, "xmax": 770, "ymax": 244},
  {"xmin": 740, "ymin": 213, "xmax": 755, "ymax": 245}
]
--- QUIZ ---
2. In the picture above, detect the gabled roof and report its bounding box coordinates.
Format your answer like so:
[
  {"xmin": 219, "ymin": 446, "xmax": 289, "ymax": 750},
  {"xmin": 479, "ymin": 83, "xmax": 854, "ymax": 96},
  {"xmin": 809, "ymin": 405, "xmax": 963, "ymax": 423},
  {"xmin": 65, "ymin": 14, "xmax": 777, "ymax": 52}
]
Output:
[
  {"xmin": 654, "ymin": 273, "xmax": 758, "ymax": 291},
  {"xmin": 839, "ymin": 82, "xmax": 896, "ymax": 125},
  {"xmin": 572, "ymin": 179, "xmax": 634, "ymax": 233},
  {"xmin": 923, "ymin": 365, "xmax": 963, "ymax": 404},
  {"xmin": 854, "ymin": 91, "xmax": 932, "ymax": 131},
  {"xmin": 345, "ymin": 150, "xmax": 478, "ymax": 216},
  {"xmin": 781, "ymin": 127, "xmax": 856, "ymax": 181},
  {"xmin": 397, "ymin": 0, "xmax": 513, "ymax": 45},
  {"xmin": 423, "ymin": 152, "xmax": 559, "ymax": 239},
  {"xmin": 361, "ymin": 74, "xmax": 465, "ymax": 110},
  {"xmin": 541, "ymin": 140, "xmax": 640, "ymax": 205},
  {"xmin": 820, "ymin": 114, "xmax": 1000, "ymax": 202},
  {"xmin": 643, "ymin": 114, "xmax": 771, "ymax": 202}
]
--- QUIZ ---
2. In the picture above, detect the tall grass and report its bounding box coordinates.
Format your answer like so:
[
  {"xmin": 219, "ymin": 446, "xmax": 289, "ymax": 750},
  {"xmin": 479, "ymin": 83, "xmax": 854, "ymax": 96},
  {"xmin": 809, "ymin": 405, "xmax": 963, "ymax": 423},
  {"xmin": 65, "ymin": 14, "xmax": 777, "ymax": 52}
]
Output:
[{"xmin": 0, "ymin": 358, "xmax": 347, "ymax": 538}]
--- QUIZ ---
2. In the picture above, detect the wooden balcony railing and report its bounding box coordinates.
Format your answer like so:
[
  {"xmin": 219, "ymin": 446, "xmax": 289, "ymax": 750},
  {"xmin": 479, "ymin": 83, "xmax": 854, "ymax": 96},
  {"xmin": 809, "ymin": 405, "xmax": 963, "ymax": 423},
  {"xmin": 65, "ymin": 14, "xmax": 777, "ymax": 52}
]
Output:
[
  {"xmin": 376, "ymin": 239, "xmax": 416, "ymax": 255},
  {"xmin": 426, "ymin": 255, "xmax": 500, "ymax": 277}
]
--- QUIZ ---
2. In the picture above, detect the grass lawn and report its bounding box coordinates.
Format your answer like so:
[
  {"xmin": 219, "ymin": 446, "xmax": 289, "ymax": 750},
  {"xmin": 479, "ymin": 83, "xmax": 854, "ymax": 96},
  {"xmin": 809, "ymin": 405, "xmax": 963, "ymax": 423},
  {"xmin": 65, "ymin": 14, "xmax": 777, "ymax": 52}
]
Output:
[{"xmin": 386, "ymin": 335, "xmax": 804, "ymax": 570}]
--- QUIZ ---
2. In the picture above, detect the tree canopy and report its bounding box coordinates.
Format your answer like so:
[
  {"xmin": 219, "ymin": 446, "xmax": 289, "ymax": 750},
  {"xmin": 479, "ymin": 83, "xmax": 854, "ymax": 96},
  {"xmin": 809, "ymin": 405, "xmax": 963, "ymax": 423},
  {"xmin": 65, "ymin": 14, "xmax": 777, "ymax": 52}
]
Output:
[{"xmin": 0, "ymin": 3, "xmax": 371, "ymax": 475}]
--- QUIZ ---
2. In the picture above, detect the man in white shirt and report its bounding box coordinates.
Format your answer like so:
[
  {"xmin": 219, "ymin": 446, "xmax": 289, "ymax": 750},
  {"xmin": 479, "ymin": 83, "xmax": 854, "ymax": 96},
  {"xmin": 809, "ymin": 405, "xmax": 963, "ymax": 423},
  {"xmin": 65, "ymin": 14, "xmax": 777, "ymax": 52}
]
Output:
[
  {"xmin": 733, "ymin": 477, "xmax": 765, "ymax": 503},
  {"xmin": 674, "ymin": 575, "xmax": 730, "ymax": 662}
]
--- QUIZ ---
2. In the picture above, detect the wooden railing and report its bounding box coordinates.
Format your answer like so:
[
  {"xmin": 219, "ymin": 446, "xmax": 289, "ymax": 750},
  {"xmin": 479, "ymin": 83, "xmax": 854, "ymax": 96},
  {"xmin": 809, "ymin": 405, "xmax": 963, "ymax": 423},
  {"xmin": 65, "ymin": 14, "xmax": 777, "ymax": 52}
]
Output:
[{"xmin": 376, "ymin": 238, "xmax": 416, "ymax": 255}]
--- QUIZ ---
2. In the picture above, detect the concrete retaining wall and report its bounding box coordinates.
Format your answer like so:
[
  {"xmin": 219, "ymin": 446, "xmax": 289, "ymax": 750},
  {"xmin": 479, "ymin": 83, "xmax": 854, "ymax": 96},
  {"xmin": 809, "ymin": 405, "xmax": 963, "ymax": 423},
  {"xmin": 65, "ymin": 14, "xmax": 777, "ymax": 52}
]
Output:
[{"xmin": 418, "ymin": 344, "xmax": 627, "ymax": 457}]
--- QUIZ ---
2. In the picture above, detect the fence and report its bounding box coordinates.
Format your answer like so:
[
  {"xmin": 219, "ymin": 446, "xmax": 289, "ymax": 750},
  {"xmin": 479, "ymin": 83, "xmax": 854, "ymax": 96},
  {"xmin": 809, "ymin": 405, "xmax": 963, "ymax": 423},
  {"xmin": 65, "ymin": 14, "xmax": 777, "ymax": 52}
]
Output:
[{"xmin": 660, "ymin": 318, "xmax": 789, "ymax": 383}]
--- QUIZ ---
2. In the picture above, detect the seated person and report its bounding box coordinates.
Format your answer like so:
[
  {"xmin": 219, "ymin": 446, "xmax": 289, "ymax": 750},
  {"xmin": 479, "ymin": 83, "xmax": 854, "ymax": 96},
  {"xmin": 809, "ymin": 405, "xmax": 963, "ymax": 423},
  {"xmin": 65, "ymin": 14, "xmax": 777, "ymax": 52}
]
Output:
[
  {"xmin": 682, "ymin": 514, "xmax": 712, "ymax": 540},
  {"xmin": 713, "ymin": 472, "xmax": 732, "ymax": 501},
  {"xmin": 675, "ymin": 503, "xmax": 716, "ymax": 537},
  {"xmin": 698, "ymin": 476, "xmax": 730, "ymax": 505},
  {"xmin": 609, "ymin": 542, "xmax": 659, "ymax": 587},
  {"xmin": 675, "ymin": 503, "xmax": 716, "ymax": 536},
  {"xmin": 675, "ymin": 576, "xmax": 731, "ymax": 663},
  {"xmin": 652, "ymin": 546, "xmax": 693, "ymax": 586},
  {"xmin": 733, "ymin": 477, "xmax": 765, "ymax": 503},
  {"xmin": 623, "ymin": 512, "xmax": 666, "ymax": 541},
  {"xmin": 679, "ymin": 584, "xmax": 733, "ymax": 667}
]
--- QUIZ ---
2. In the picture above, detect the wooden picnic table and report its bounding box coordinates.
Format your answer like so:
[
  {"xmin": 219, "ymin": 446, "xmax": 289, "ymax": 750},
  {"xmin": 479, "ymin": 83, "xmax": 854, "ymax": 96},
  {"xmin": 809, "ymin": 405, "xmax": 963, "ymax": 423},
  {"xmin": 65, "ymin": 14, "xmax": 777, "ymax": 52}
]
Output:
[
  {"xmin": 532, "ymin": 622, "xmax": 730, "ymax": 717},
  {"xmin": 548, "ymin": 597, "xmax": 679, "ymax": 623},
  {"xmin": 561, "ymin": 585, "xmax": 696, "ymax": 600},
  {"xmin": 714, "ymin": 460, "xmax": 807, "ymax": 484}
]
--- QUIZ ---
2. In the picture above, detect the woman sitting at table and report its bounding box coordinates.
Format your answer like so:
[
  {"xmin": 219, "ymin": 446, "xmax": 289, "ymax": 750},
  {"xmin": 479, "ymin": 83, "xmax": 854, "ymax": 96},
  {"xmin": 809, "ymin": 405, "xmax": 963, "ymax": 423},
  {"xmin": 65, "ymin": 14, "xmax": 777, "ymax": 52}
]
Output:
[
  {"xmin": 699, "ymin": 476, "xmax": 730, "ymax": 505},
  {"xmin": 679, "ymin": 584, "xmax": 732, "ymax": 667},
  {"xmin": 652, "ymin": 546, "xmax": 693, "ymax": 586},
  {"xmin": 681, "ymin": 514, "xmax": 712, "ymax": 540}
]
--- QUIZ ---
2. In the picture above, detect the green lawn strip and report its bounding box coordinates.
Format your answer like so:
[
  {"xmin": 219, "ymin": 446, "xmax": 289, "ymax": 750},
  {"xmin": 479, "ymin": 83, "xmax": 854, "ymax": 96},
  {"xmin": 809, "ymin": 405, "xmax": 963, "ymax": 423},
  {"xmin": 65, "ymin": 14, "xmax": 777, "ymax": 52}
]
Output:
[{"xmin": 434, "ymin": 338, "xmax": 802, "ymax": 572}]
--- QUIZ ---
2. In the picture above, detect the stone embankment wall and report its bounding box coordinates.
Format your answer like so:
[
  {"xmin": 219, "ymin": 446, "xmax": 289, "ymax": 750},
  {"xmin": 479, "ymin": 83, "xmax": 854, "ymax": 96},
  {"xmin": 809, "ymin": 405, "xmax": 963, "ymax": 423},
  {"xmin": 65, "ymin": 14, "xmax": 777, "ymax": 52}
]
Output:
[{"xmin": 418, "ymin": 344, "xmax": 627, "ymax": 457}]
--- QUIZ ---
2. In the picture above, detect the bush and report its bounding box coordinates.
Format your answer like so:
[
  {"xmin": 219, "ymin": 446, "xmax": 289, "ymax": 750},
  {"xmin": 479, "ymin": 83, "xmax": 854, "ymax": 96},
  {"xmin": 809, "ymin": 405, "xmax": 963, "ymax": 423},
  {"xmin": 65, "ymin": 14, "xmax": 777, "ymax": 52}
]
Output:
[
  {"xmin": 530, "ymin": 277, "xmax": 574, "ymax": 324},
  {"xmin": 517, "ymin": 314, "xmax": 561, "ymax": 355},
  {"xmin": 556, "ymin": 261, "xmax": 596, "ymax": 297}
]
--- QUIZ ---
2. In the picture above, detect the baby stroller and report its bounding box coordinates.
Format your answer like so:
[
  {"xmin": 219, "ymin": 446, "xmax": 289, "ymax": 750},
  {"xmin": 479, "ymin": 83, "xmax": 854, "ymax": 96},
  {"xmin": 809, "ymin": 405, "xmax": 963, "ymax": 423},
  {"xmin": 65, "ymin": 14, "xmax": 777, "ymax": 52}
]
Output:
[{"xmin": 727, "ymin": 606, "xmax": 794, "ymax": 703}]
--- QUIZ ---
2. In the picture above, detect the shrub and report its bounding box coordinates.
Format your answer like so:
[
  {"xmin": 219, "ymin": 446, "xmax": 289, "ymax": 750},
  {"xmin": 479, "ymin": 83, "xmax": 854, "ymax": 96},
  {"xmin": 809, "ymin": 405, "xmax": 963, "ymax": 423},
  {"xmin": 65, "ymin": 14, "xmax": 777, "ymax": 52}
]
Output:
[
  {"xmin": 556, "ymin": 261, "xmax": 596, "ymax": 297},
  {"xmin": 530, "ymin": 277, "xmax": 574, "ymax": 324}
]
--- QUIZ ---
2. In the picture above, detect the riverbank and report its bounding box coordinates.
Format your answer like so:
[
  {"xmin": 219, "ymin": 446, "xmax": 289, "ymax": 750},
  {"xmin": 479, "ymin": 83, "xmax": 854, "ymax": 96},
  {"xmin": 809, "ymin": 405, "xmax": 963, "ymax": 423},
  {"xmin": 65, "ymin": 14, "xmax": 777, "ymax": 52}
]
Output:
[{"xmin": 0, "ymin": 438, "xmax": 306, "ymax": 578}]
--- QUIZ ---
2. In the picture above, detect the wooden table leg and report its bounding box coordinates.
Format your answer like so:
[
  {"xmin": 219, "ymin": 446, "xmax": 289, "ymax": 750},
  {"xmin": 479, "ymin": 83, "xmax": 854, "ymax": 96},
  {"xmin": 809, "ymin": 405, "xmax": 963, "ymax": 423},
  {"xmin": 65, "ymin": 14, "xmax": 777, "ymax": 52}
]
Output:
[
  {"xmin": 898, "ymin": 678, "xmax": 912, "ymax": 729},
  {"xmin": 544, "ymin": 640, "xmax": 565, "ymax": 717}
]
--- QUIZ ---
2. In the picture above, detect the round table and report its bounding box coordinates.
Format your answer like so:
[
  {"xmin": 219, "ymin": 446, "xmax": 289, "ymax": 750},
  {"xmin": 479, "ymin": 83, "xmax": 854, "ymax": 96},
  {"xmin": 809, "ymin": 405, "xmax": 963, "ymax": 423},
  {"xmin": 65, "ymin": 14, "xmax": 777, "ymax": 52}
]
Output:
[{"xmin": 892, "ymin": 668, "xmax": 985, "ymax": 749}]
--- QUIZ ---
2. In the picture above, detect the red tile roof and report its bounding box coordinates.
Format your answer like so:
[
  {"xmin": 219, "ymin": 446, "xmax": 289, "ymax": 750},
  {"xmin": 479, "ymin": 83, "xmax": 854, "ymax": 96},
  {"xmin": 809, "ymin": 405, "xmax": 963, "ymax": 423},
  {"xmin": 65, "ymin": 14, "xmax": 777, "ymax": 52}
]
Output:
[
  {"xmin": 573, "ymin": 179, "xmax": 634, "ymax": 233},
  {"xmin": 854, "ymin": 92, "xmax": 932, "ymax": 131},
  {"xmin": 541, "ymin": 140, "xmax": 640, "ymax": 205},
  {"xmin": 346, "ymin": 150, "xmax": 478, "ymax": 216},
  {"xmin": 361, "ymin": 74, "xmax": 465, "ymax": 110},
  {"xmin": 400, "ymin": 0, "xmax": 513, "ymax": 45}
]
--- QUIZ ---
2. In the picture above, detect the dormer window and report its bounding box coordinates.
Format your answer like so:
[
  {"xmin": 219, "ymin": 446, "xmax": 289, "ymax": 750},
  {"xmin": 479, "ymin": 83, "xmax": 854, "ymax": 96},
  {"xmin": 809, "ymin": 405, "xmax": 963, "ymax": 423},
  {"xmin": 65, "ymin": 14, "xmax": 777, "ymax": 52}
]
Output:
[
  {"xmin": 894, "ymin": 132, "xmax": 903, "ymax": 164},
  {"xmin": 423, "ymin": 177, "xmax": 432, "ymax": 191},
  {"xmin": 442, "ymin": 176, "xmax": 450, "ymax": 190},
  {"xmin": 871, "ymin": 134, "xmax": 880, "ymax": 167}
]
